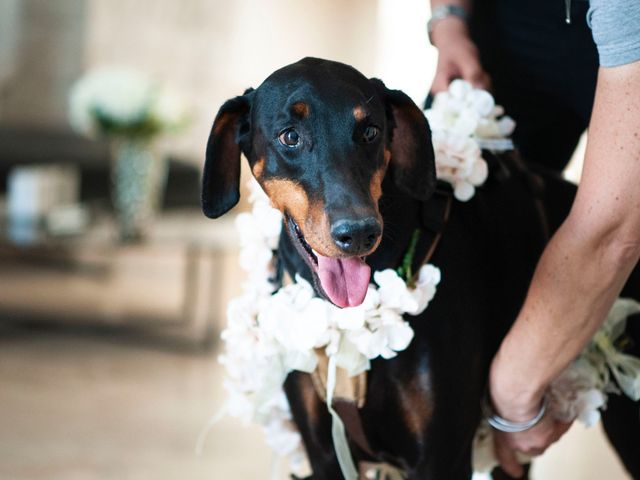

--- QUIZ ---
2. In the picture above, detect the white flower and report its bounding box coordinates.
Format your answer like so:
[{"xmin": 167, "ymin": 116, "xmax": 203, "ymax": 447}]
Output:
[
  {"xmin": 383, "ymin": 320, "xmax": 415, "ymax": 352},
  {"xmin": 472, "ymin": 421, "xmax": 498, "ymax": 473},
  {"xmin": 259, "ymin": 282, "xmax": 330, "ymax": 354},
  {"xmin": 289, "ymin": 446, "xmax": 312, "ymax": 478},
  {"xmin": 252, "ymin": 199, "xmax": 283, "ymax": 249},
  {"xmin": 238, "ymin": 242, "xmax": 273, "ymax": 273},
  {"xmin": 474, "ymin": 118, "xmax": 500, "ymax": 138},
  {"xmin": 453, "ymin": 182, "xmax": 475, "ymax": 202},
  {"xmin": 283, "ymin": 349, "xmax": 318, "ymax": 373},
  {"xmin": 349, "ymin": 327, "xmax": 389, "ymax": 359},
  {"xmin": 607, "ymin": 352, "xmax": 640, "ymax": 401},
  {"xmin": 449, "ymin": 79, "xmax": 473, "ymax": 99},
  {"xmin": 406, "ymin": 265, "xmax": 441, "ymax": 314},
  {"xmin": 468, "ymin": 158, "xmax": 489, "ymax": 185},
  {"xmin": 497, "ymin": 116, "xmax": 516, "ymax": 137},
  {"xmin": 331, "ymin": 304, "xmax": 366, "ymax": 331},
  {"xmin": 347, "ymin": 308, "xmax": 414, "ymax": 361},
  {"xmin": 431, "ymin": 130, "xmax": 485, "ymax": 202},
  {"xmin": 333, "ymin": 335, "xmax": 371, "ymax": 376},
  {"xmin": 425, "ymin": 80, "xmax": 516, "ymax": 201},
  {"xmin": 375, "ymin": 269, "xmax": 419, "ymax": 313},
  {"xmin": 68, "ymin": 67, "xmax": 187, "ymax": 138},
  {"xmin": 149, "ymin": 89, "xmax": 187, "ymax": 129},
  {"xmin": 468, "ymin": 89, "xmax": 495, "ymax": 117},
  {"xmin": 223, "ymin": 383, "xmax": 254, "ymax": 420},
  {"xmin": 69, "ymin": 68, "xmax": 153, "ymax": 130},
  {"xmin": 263, "ymin": 415, "xmax": 303, "ymax": 456},
  {"xmin": 69, "ymin": 78, "xmax": 100, "ymax": 136},
  {"xmin": 549, "ymin": 358, "xmax": 607, "ymax": 426}
]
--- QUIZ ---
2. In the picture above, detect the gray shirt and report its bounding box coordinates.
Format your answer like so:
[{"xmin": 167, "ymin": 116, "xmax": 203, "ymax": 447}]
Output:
[{"xmin": 588, "ymin": 0, "xmax": 640, "ymax": 67}]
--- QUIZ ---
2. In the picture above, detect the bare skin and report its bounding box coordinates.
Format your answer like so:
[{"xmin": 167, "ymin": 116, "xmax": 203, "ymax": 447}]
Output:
[
  {"xmin": 429, "ymin": 2, "xmax": 640, "ymax": 476},
  {"xmin": 429, "ymin": 0, "xmax": 490, "ymax": 93}
]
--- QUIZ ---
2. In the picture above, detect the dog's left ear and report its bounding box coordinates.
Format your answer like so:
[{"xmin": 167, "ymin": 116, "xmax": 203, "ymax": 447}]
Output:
[
  {"xmin": 202, "ymin": 88, "xmax": 254, "ymax": 219},
  {"xmin": 370, "ymin": 78, "xmax": 436, "ymax": 201}
]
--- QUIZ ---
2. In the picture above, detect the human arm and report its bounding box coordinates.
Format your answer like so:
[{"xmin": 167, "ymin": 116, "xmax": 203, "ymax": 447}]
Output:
[
  {"xmin": 489, "ymin": 59, "xmax": 640, "ymax": 476},
  {"xmin": 428, "ymin": 0, "xmax": 490, "ymax": 93}
]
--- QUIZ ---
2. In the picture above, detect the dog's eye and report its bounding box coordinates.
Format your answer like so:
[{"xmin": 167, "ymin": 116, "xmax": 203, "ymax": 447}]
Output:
[
  {"xmin": 362, "ymin": 126, "xmax": 379, "ymax": 143},
  {"xmin": 278, "ymin": 128, "xmax": 300, "ymax": 147}
]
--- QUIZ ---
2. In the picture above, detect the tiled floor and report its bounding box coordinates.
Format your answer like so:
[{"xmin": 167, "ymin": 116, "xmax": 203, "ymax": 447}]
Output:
[
  {"xmin": 0, "ymin": 323, "xmax": 630, "ymax": 480},
  {"xmin": 0, "ymin": 324, "xmax": 274, "ymax": 480}
]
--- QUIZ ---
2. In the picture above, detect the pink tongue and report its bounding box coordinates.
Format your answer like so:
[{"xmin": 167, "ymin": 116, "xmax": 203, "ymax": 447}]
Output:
[{"xmin": 316, "ymin": 254, "xmax": 371, "ymax": 308}]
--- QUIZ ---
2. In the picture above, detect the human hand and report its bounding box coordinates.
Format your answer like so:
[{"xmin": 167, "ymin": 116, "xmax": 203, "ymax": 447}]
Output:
[
  {"xmin": 429, "ymin": 17, "xmax": 491, "ymax": 93},
  {"xmin": 492, "ymin": 414, "xmax": 572, "ymax": 478},
  {"xmin": 489, "ymin": 356, "xmax": 572, "ymax": 478}
]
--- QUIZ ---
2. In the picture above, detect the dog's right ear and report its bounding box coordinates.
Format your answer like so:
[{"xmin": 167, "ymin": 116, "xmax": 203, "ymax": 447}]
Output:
[{"xmin": 202, "ymin": 88, "xmax": 254, "ymax": 218}]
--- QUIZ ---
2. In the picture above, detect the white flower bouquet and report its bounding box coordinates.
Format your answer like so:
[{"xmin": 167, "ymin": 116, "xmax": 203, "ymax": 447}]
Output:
[
  {"xmin": 425, "ymin": 80, "xmax": 516, "ymax": 201},
  {"xmin": 68, "ymin": 67, "xmax": 187, "ymax": 139}
]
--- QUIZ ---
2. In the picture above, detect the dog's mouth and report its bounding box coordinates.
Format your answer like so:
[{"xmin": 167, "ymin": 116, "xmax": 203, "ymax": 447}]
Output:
[{"xmin": 287, "ymin": 216, "xmax": 371, "ymax": 308}]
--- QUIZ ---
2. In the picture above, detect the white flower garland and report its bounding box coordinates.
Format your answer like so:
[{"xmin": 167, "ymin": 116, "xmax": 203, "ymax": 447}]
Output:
[
  {"xmin": 219, "ymin": 180, "xmax": 440, "ymax": 478},
  {"xmin": 425, "ymin": 80, "xmax": 516, "ymax": 201}
]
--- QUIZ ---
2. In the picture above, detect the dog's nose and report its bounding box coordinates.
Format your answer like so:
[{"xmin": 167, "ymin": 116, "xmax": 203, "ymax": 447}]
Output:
[{"xmin": 331, "ymin": 217, "xmax": 382, "ymax": 255}]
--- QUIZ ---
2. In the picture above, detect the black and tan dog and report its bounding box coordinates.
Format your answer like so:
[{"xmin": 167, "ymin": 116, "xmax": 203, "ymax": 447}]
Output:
[{"xmin": 203, "ymin": 57, "xmax": 640, "ymax": 479}]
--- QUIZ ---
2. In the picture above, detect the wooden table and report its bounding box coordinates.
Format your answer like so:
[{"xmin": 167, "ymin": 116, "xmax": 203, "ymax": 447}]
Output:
[{"xmin": 0, "ymin": 209, "xmax": 240, "ymax": 347}]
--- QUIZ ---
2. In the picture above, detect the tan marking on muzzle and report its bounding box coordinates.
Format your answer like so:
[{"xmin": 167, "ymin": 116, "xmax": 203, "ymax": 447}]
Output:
[
  {"xmin": 291, "ymin": 101, "xmax": 310, "ymax": 118},
  {"xmin": 261, "ymin": 179, "xmax": 342, "ymax": 257},
  {"xmin": 306, "ymin": 198, "xmax": 344, "ymax": 257},
  {"xmin": 370, "ymin": 167, "xmax": 386, "ymax": 203}
]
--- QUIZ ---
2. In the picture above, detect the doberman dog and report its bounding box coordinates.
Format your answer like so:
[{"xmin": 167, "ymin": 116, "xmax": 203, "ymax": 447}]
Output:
[{"xmin": 203, "ymin": 57, "xmax": 640, "ymax": 479}]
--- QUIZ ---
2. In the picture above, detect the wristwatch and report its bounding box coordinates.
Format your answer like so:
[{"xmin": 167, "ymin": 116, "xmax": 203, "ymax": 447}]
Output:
[{"xmin": 427, "ymin": 5, "xmax": 469, "ymax": 45}]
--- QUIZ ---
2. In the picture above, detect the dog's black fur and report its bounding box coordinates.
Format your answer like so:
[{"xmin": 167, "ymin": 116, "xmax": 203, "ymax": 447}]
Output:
[{"xmin": 203, "ymin": 58, "xmax": 640, "ymax": 479}]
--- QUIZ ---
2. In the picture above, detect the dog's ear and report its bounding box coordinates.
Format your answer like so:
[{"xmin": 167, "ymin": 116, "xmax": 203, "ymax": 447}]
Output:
[
  {"xmin": 370, "ymin": 78, "xmax": 436, "ymax": 201},
  {"xmin": 202, "ymin": 88, "xmax": 254, "ymax": 218}
]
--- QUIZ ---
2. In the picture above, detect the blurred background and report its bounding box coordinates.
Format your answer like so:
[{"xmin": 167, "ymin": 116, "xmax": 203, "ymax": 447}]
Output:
[{"xmin": 0, "ymin": 0, "xmax": 627, "ymax": 479}]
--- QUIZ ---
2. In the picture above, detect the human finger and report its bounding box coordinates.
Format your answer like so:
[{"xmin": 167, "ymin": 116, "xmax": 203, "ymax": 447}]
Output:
[
  {"xmin": 431, "ymin": 69, "xmax": 455, "ymax": 93},
  {"xmin": 459, "ymin": 54, "xmax": 491, "ymax": 90},
  {"xmin": 494, "ymin": 433, "xmax": 525, "ymax": 478}
]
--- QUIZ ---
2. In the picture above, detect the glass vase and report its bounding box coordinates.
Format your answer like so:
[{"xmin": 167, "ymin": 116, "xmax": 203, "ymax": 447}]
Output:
[{"xmin": 110, "ymin": 139, "xmax": 168, "ymax": 242}]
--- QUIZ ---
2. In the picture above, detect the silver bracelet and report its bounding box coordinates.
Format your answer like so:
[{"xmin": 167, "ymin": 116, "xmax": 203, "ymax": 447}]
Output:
[
  {"xmin": 427, "ymin": 5, "xmax": 469, "ymax": 45},
  {"xmin": 483, "ymin": 394, "xmax": 548, "ymax": 433}
]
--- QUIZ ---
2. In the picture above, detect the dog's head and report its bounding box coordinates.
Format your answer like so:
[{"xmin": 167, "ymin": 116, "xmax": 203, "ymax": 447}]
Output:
[{"xmin": 203, "ymin": 57, "xmax": 435, "ymax": 307}]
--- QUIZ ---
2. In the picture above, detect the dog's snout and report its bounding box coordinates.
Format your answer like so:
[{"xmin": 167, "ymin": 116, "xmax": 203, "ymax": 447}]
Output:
[{"xmin": 331, "ymin": 217, "xmax": 382, "ymax": 255}]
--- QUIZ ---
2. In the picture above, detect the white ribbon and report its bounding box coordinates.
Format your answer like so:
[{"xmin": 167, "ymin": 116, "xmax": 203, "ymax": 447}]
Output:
[
  {"xmin": 326, "ymin": 338, "xmax": 359, "ymax": 480},
  {"xmin": 475, "ymin": 138, "xmax": 514, "ymax": 151},
  {"xmin": 195, "ymin": 405, "xmax": 228, "ymax": 456}
]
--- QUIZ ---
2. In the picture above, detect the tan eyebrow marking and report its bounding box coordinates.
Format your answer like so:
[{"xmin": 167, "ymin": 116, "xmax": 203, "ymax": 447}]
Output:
[
  {"xmin": 353, "ymin": 105, "xmax": 367, "ymax": 122},
  {"xmin": 291, "ymin": 102, "xmax": 310, "ymax": 118}
]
